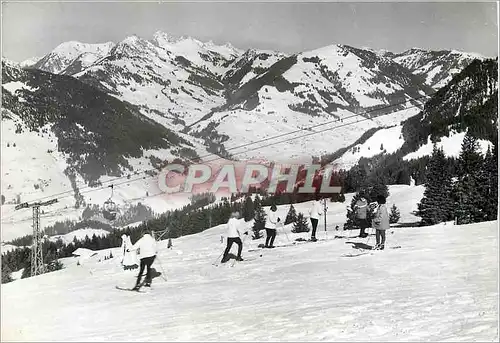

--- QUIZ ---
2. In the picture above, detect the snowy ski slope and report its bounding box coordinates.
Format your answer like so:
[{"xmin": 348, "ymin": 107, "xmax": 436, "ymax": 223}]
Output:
[{"xmin": 1, "ymin": 185, "xmax": 498, "ymax": 341}]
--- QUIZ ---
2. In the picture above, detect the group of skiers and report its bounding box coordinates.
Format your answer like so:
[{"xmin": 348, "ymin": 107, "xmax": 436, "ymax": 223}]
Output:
[
  {"xmin": 353, "ymin": 193, "xmax": 390, "ymax": 250},
  {"xmin": 217, "ymin": 192, "xmax": 391, "ymax": 263},
  {"xmin": 119, "ymin": 193, "xmax": 391, "ymax": 286}
]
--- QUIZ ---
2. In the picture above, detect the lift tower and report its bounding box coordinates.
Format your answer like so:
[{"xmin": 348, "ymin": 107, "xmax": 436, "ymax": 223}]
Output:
[{"xmin": 15, "ymin": 199, "xmax": 58, "ymax": 276}]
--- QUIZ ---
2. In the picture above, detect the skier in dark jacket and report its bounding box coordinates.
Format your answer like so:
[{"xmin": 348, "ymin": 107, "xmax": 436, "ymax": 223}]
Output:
[{"xmin": 354, "ymin": 195, "xmax": 369, "ymax": 238}]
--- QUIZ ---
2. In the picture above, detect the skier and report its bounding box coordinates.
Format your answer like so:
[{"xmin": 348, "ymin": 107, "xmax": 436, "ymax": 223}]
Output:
[
  {"xmin": 221, "ymin": 212, "xmax": 248, "ymax": 263},
  {"xmin": 128, "ymin": 230, "xmax": 158, "ymax": 290},
  {"xmin": 354, "ymin": 194, "xmax": 369, "ymax": 238},
  {"xmin": 308, "ymin": 194, "xmax": 323, "ymax": 242},
  {"xmin": 265, "ymin": 204, "xmax": 281, "ymax": 248},
  {"xmin": 120, "ymin": 234, "xmax": 138, "ymax": 270},
  {"xmin": 372, "ymin": 195, "xmax": 390, "ymax": 250}
]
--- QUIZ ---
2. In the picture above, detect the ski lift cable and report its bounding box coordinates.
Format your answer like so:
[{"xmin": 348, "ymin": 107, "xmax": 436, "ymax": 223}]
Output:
[
  {"xmin": 4, "ymin": 94, "xmax": 433, "ymax": 213},
  {"xmin": 17, "ymin": 92, "xmax": 436, "ymax": 208}
]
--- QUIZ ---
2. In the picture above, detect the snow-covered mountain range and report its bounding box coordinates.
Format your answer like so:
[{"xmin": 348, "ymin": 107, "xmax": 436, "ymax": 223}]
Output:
[{"xmin": 1, "ymin": 32, "xmax": 494, "ymax": 240}]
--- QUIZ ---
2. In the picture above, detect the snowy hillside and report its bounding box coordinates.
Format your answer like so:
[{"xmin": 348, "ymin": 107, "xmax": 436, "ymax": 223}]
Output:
[
  {"xmin": 2, "ymin": 192, "xmax": 497, "ymax": 340},
  {"xmin": 49, "ymin": 228, "xmax": 110, "ymax": 245},
  {"xmin": 1, "ymin": 244, "xmax": 27, "ymax": 254},
  {"xmin": 332, "ymin": 125, "xmax": 405, "ymax": 169},
  {"xmin": 392, "ymin": 48, "xmax": 485, "ymax": 90},
  {"xmin": 222, "ymin": 48, "xmax": 289, "ymax": 88},
  {"xmin": 403, "ymin": 131, "xmax": 493, "ymax": 161}
]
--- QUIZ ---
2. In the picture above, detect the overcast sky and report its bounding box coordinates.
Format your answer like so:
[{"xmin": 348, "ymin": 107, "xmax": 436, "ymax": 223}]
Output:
[{"xmin": 1, "ymin": 1, "xmax": 498, "ymax": 62}]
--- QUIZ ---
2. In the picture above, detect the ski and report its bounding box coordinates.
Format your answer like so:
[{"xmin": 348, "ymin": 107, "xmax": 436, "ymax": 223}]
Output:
[
  {"xmin": 115, "ymin": 286, "xmax": 146, "ymax": 292},
  {"xmin": 342, "ymin": 252, "xmax": 372, "ymax": 257},
  {"xmin": 213, "ymin": 257, "xmax": 257, "ymax": 267},
  {"xmin": 343, "ymin": 245, "xmax": 401, "ymax": 257},
  {"xmin": 248, "ymin": 238, "xmax": 328, "ymax": 252}
]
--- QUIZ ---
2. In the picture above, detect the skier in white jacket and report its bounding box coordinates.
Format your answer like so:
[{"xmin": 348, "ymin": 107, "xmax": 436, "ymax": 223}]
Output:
[
  {"xmin": 309, "ymin": 194, "xmax": 323, "ymax": 241},
  {"xmin": 128, "ymin": 230, "xmax": 157, "ymax": 289},
  {"xmin": 221, "ymin": 212, "xmax": 248, "ymax": 263},
  {"xmin": 265, "ymin": 204, "xmax": 281, "ymax": 248}
]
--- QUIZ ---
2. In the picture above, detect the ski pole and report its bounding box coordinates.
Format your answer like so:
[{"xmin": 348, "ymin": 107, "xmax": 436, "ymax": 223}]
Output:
[
  {"xmin": 155, "ymin": 255, "xmax": 168, "ymax": 282},
  {"xmin": 212, "ymin": 251, "xmax": 224, "ymax": 266},
  {"xmin": 212, "ymin": 234, "xmax": 226, "ymax": 265},
  {"xmin": 324, "ymin": 199, "xmax": 328, "ymax": 241}
]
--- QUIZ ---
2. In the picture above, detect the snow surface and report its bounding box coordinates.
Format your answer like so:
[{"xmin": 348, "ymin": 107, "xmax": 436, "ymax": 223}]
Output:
[
  {"xmin": 1, "ymin": 196, "xmax": 497, "ymax": 341},
  {"xmin": 403, "ymin": 131, "xmax": 493, "ymax": 161}
]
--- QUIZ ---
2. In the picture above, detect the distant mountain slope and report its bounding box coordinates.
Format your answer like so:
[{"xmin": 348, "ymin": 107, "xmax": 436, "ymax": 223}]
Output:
[
  {"xmin": 2, "ymin": 61, "xmax": 199, "ymax": 187},
  {"xmin": 329, "ymin": 58, "xmax": 497, "ymax": 187},
  {"xmin": 187, "ymin": 44, "xmax": 433, "ymax": 161},
  {"xmin": 392, "ymin": 48, "xmax": 486, "ymax": 90},
  {"xmin": 401, "ymin": 58, "xmax": 498, "ymax": 155}
]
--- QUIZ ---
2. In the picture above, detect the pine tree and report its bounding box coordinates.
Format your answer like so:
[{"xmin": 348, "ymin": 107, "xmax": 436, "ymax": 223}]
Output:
[
  {"xmin": 454, "ymin": 134, "xmax": 486, "ymax": 224},
  {"xmin": 481, "ymin": 145, "xmax": 498, "ymax": 220},
  {"xmin": 344, "ymin": 192, "xmax": 363, "ymax": 230},
  {"xmin": 242, "ymin": 195, "xmax": 255, "ymax": 222},
  {"xmin": 1, "ymin": 262, "xmax": 13, "ymax": 284},
  {"xmin": 418, "ymin": 144, "xmax": 454, "ymax": 225},
  {"xmin": 254, "ymin": 194, "xmax": 262, "ymax": 209},
  {"xmin": 284, "ymin": 204, "xmax": 298, "ymax": 225},
  {"xmin": 252, "ymin": 202, "xmax": 266, "ymax": 239},
  {"xmin": 389, "ymin": 204, "xmax": 400, "ymax": 224},
  {"xmin": 292, "ymin": 213, "xmax": 310, "ymax": 233}
]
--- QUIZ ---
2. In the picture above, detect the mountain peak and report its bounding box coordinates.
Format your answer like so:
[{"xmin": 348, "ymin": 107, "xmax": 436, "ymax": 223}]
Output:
[
  {"xmin": 32, "ymin": 40, "xmax": 115, "ymax": 74},
  {"xmin": 52, "ymin": 41, "xmax": 115, "ymax": 55},
  {"xmin": 152, "ymin": 31, "xmax": 179, "ymax": 45}
]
